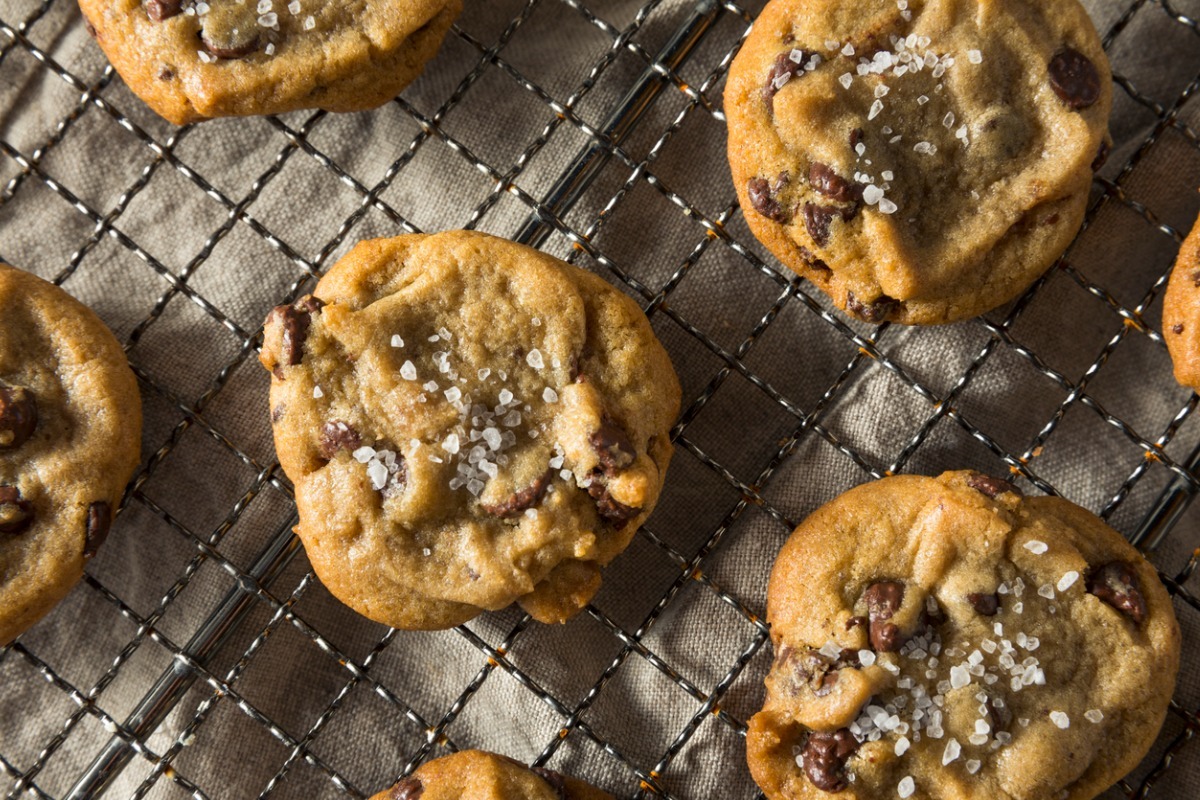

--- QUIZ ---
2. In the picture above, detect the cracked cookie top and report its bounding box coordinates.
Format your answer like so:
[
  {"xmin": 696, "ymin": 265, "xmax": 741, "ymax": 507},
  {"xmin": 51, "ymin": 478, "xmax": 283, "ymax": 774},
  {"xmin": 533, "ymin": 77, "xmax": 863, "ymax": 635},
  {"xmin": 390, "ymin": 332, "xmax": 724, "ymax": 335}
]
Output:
[
  {"xmin": 0, "ymin": 264, "xmax": 142, "ymax": 645},
  {"xmin": 747, "ymin": 470, "xmax": 1180, "ymax": 800},
  {"xmin": 725, "ymin": 0, "xmax": 1111, "ymax": 324},
  {"xmin": 260, "ymin": 231, "xmax": 680, "ymax": 630},
  {"xmin": 79, "ymin": 0, "xmax": 461, "ymax": 124},
  {"xmin": 369, "ymin": 750, "xmax": 613, "ymax": 800}
]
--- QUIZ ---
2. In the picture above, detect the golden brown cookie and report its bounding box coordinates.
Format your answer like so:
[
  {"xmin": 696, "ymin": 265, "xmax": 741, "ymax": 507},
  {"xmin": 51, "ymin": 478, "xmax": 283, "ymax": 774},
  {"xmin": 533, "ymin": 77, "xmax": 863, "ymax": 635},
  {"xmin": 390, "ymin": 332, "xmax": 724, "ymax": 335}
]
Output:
[
  {"xmin": 1162, "ymin": 207, "xmax": 1200, "ymax": 390},
  {"xmin": 259, "ymin": 231, "xmax": 680, "ymax": 630},
  {"xmin": 370, "ymin": 750, "xmax": 613, "ymax": 800},
  {"xmin": 79, "ymin": 0, "xmax": 462, "ymax": 125},
  {"xmin": 0, "ymin": 264, "xmax": 143, "ymax": 645},
  {"xmin": 747, "ymin": 470, "xmax": 1180, "ymax": 800},
  {"xmin": 725, "ymin": 0, "xmax": 1112, "ymax": 325}
]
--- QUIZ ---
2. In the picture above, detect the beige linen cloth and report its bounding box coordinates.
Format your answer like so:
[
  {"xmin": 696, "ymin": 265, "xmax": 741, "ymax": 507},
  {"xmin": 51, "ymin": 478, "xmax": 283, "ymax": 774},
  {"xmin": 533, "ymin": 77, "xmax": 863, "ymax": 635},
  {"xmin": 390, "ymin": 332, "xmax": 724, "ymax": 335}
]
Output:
[{"xmin": 1, "ymin": 0, "xmax": 1199, "ymax": 797}]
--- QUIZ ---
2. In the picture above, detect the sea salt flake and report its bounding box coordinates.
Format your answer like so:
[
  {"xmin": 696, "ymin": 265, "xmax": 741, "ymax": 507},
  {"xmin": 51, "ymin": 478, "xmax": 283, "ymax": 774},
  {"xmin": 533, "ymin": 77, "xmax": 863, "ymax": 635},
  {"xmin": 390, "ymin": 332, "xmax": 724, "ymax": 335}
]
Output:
[
  {"xmin": 400, "ymin": 360, "xmax": 417, "ymax": 381},
  {"xmin": 874, "ymin": 84, "xmax": 890, "ymax": 98},
  {"xmin": 1038, "ymin": 585, "xmax": 1056, "ymax": 600},
  {"xmin": 942, "ymin": 739, "xmax": 961, "ymax": 765},
  {"xmin": 1050, "ymin": 711, "xmax": 1070, "ymax": 729},
  {"xmin": 499, "ymin": 389, "xmax": 514, "ymax": 405},
  {"xmin": 917, "ymin": 94, "xmax": 929, "ymax": 105},
  {"xmin": 367, "ymin": 461, "xmax": 388, "ymax": 490},
  {"xmin": 898, "ymin": 776, "xmax": 915, "ymax": 798},
  {"xmin": 442, "ymin": 433, "xmax": 460, "ymax": 454},
  {"xmin": 543, "ymin": 387, "xmax": 559, "ymax": 403},
  {"xmin": 1084, "ymin": 709, "xmax": 1104, "ymax": 723},
  {"xmin": 966, "ymin": 760, "xmax": 981, "ymax": 775},
  {"xmin": 859, "ymin": 650, "xmax": 877, "ymax": 666},
  {"xmin": 842, "ymin": 43, "xmax": 855, "ymax": 56},
  {"xmin": 304, "ymin": 15, "xmax": 315, "ymax": 30},
  {"xmin": 895, "ymin": 736, "xmax": 910, "ymax": 756},
  {"xmin": 445, "ymin": 387, "xmax": 462, "ymax": 403},
  {"xmin": 967, "ymin": 49, "xmax": 983, "ymax": 64},
  {"xmin": 868, "ymin": 99, "xmax": 884, "ymax": 120},
  {"xmin": 839, "ymin": 73, "xmax": 853, "ymax": 89},
  {"xmin": 312, "ymin": 386, "xmax": 323, "ymax": 398},
  {"xmin": 1023, "ymin": 540, "xmax": 1049, "ymax": 555},
  {"xmin": 879, "ymin": 198, "xmax": 898, "ymax": 214},
  {"xmin": 1057, "ymin": 571, "xmax": 1080, "ymax": 591}
]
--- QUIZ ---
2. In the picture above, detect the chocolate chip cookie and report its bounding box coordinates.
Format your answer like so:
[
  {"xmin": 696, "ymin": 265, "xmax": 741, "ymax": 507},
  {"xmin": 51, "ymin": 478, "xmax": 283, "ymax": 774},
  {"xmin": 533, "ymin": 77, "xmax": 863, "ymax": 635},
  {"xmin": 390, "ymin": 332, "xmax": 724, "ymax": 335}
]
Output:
[
  {"xmin": 1162, "ymin": 207, "xmax": 1200, "ymax": 390},
  {"xmin": 0, "ymin": 264, "xmax": 143, "ymax": 645},
  {"xmin": 370, "ymin": 750, "xmax": 613, "ymax": 800},
  {"xmin": 747, "ymin": 470, "xmax": 1180, "ymax": 800},
  {"xmin": 725, "ymin": 0, "xmax": 1112, "ymax": 325},
  {"xmin": 79, "ymin": 0, "xmax": 462, "ymax": 125},
  {"xmin": 260, "ymin": 231, "xmax": 680, "ymax": 630}
]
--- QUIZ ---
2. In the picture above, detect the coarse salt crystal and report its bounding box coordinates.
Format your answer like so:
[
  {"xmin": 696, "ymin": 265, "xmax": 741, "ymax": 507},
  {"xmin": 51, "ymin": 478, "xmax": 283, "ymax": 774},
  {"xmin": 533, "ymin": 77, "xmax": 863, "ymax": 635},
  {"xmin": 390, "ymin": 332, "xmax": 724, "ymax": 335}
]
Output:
[
  {"xmin": 312, "ymin": 386, "xmax": 323, "ymax": 398},
  {"xmin": 288, "ymin": 0, "xmax": 300, "ymax": 12},
  {"xmin": 1038, "ymin": 585, "xmax": 1056, "ymax": 599},
  {"xmin": 304, "ymin": 15, "xmax": 315, "ymax": 29},
  {"xmin": 483, "ymin": 428, "xmax": 502, "ymax": 451},
  {"xmin": 898, "ymin": 776, "xmax": 915, "ymax": 798},
  {"xmin": 1084, "ymin": 709, "xmax": 1104, "ymax": 723},
  {"xmin": 498, "ymin": 388, "xmax": 514, "ymax": 406},
  {"xmin": 1024, "ymin": 540, "xmax": 1048, "ymax": 555},
  {"xmin": 863, "ymin": 184, "xmax": 885, "ymax": 205},
  {"xmin": 967, "ymin": 49, "xmax": 983, "ymax": 64},
  {"xmin": 543, "ymin": 387, "xmax": 558, "ymax": 403},
  {"xmin": 950, "ymin": 665, "xmax": 970, "ymax": 689},
  {"xmin": 442, "ymin": 433, "xmax": 460, "ymax": 454},
  {"xmin": 258, "ymin": 12, "xmax": 278, "ymax": 27},
  {"xmin": 1057, "ymin": 571, "xmax": 1080, "ymax": 591},
  {"xmin": 367, "ymin": 461, "xmax": 388, "ymax": 490},
  {"xmin": 526, "ymin": 349, "xmax": 545, "ymax": 369},
  {"xmin": 895, "ymin": 736, "xmax": 910, "ymax": 756},
  {"xmin": 917, "ymin": 94, "xmax": 929, "ymax": 105},
  {"xmin": 868, "ymin": 99, "xmax": 884, "ymax": 120},
  {"xmin": 966, "ymin": 760, "xmax": 981, "ymax": 774},
  {"xmin": 913, "ymin": 141, "xmax": 937, "ymax": 155},
  {"xmin": 859, "ymin": 650, "xmax": 877, "ymax": 666},
  {"xmin": 942, "ymin": 738, "xmax": 961, "ymax": 765},
  {"xmin": 400, "ymin": 360, "xmax": 417, "ymax": 381},
  {"xmin": 879, "ymin": 198, "xmax": 898, "ymax": 214},
  {"xmin": 391, "ymin": 334, "xmax": 404, "ymax": 348},
  {"xmin": 257, "ymin": 0, "xmax": 273, "ymax": 12},
  {"xmin": 842, "ymin": 43, "xmax": 855, "ymax": 56},
  {"xmin": 445, "ymin": 387, "xmax": 462, "ymax": 404},
  {"xmin": 874, "ymin": 84, "xmax": 890, "ymax": 98},
  {"xmin": 1050, "ymin": 711, "xmax": 1070, "ymax": 729},
  {"xmin": 423, "ymin": 381, "xmax": 438, "ymax": 392},
  {"xmin": 839, "ymin": 73, "xmax": 853, "ymax": 89}
]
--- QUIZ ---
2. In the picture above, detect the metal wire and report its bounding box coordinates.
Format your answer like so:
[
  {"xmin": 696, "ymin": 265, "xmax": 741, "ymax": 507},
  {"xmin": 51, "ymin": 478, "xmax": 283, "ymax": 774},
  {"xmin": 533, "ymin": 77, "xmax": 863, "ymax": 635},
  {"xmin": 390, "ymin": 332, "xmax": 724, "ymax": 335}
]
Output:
[{"xmin": 0, "ymin": 0, "xmax": 1198, "ymax": 797}]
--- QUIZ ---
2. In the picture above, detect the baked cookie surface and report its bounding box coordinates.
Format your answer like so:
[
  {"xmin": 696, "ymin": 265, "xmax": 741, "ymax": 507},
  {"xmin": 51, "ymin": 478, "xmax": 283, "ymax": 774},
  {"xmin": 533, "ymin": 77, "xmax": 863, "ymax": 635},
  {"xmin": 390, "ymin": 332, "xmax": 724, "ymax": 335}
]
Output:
[
  {"xmin": 725, "ymin": 0, "xmax": 1112, "ymax": 325},
  {"xmin": 747, "ymin": 470, "xmax": 1180, "ymax": 800},
  {"xmin": 1162, "ymin": 208, "xmax": 1200, "ymax": 390},
  {"xmin": 0, "ymin": 264, "xmax": 143, "ymax": 645},
  {"xmin": 79, "ymin": 0, "xmax": 462, "ymax": 124},
  {"xmin": 370, "ymin": 750, "xmax": 613, "ymax": 800},
  {"xmin": 260, "ymin": 231, "xmax": 680, "ymax": 630}
]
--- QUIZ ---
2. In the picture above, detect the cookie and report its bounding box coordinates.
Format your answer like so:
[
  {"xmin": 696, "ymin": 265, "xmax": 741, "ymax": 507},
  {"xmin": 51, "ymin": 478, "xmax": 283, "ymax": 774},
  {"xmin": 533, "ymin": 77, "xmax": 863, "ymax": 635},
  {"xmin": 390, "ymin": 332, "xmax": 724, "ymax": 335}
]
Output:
[
  {"xmin": 725, "ymin": 0, "xmax": 1112, "ymax": 325},
  {"xmin": 370, "ymin": 750, "xmax": 613, "ymax": 800},
  {"xmin": 0, "ymin": 264, "xmax": 143, "ymax": 645},
  {"xmin": 747, "ymin": 470, "xmax": 1180, "ymax": 800},
  {"xmin": 1162, "ymin": 207, "xmax": 1200, "ymax": 390},
  {"xmin": 259, "ymin": 231, "xmax": 680, "ymax": 630},
  {"xmin": 79, "ymin": 0, "xmax": 462, "ymax": 125}
]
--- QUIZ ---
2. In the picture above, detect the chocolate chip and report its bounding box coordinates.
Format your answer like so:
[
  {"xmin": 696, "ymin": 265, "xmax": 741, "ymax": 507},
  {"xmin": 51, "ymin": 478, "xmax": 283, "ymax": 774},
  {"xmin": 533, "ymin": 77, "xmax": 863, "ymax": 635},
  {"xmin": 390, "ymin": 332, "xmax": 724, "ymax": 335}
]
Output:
[
  {"xmin": 530, "ymin": 768, "xmax": 568, "ymax": 800},
  {"xmin": 201, "ymin": 29, "xmax": 260, "ymax": 59},
  {"xmin": 587, "ymin": 482, "xmax": 639, "ymax": 525},
  {"xmin": 271, "ymin": 403, "xmax": 286, "ymax": 422},
  {"xmin": 146, "ymin": 0, "xmax": 183, "ymax": 22},
  {"xmin": 966, "ymin": 472, "xmax": 1020, "ymax": 498},
  {"xmin": 845, "ymin": 291, "xmax": 898, "ymax": 323},
  {"xmin": 846, "ymin": 615, "xmax": 866, "ymax": 631},
  {"xmin": 481, "ymin": 469, "xmax": 553, "ymax": 518},
  {"xmin": 158, "ymin": 67, "xmax": 175, "ymax": 81},
  {"xmin": 809, "ymin": 162, "xmax": 861, "ymax": 205},
  {"xmin": 798, "ymin": 246, "xmax": 833, "ymax": 280},
  {"xmin": 966, "ymin": 592, "xmax": 1000, "ymax": 616},
  {"xmin": 319, "ymin": 421, "xmax": 361, "ymax": 460},
  {"xmin": 1092, "ymin": 139, "xmax": 1111, "ymax": 172},
  {"xmin": 801, "ymin": 729, "xmax": 858, "ymax": 792},
  {"xmin": 590, "ymin": 417, "xmax": 636, "ymax": 474},
  {"xmin": 849, "ymin": 128, "xmax": 864, "ymax": 150},
  {"xmin": 264, "ymin": 295, "xmax": 324, "ymax": 377},
  {"xmin": 865, "ymin": 581, "xmax": 904, "ymax": 652},
  {"xmin": 84, "ymin": 501, "xmax": 112, "ymax": 558},
  {"xmin": 0, "ymin": 384, "xmax": 37, "ymax": 449},
  {"xmin": 0, "ymin": 486, "xmax": 33, "ymax": 535},
  {"xmin": 387, "ymin": 776, "xmax": 423, "ymax": 800},
  {"xmin": 747, "ymin": 177, "xmax": 788, "ymax": 223},
  {"xmin": 1192, "ymin": 270, "xmax": 1200, "ymax": 288},
  {"xmin": 1087, "ymin": 561, "xmax": 1147, "ymax": 625},
  {"xmin": 763, "ymin": 50, "xmax": 811, "ymax": 109},
  {"xmin": 1173, "ymin": 324, "xmax": 1185, "ymax": 334},
  {"xmin": 1048, "ymin": 48, "xmax": 1101, "ymax": 110},
  {"xmin": 803, "ymin": 203, "xmax": 848, "ymax": 247}
]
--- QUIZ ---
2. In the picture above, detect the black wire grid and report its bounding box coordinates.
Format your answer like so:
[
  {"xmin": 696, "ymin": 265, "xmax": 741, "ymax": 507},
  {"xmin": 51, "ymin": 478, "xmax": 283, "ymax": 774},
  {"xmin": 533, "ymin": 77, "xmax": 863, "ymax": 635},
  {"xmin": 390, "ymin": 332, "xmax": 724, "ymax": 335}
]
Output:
[{"xmin": 1, "ymin": 0, "xmax": 1199, "ymax": 797}]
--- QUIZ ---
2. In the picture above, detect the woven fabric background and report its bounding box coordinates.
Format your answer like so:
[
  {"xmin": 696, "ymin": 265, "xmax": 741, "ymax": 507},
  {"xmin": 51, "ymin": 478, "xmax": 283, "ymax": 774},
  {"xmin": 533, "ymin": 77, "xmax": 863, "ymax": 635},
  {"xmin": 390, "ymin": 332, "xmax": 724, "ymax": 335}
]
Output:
[{"xmin": 2, "ymin": 0, "xmax": 1200, "ymax": 798}]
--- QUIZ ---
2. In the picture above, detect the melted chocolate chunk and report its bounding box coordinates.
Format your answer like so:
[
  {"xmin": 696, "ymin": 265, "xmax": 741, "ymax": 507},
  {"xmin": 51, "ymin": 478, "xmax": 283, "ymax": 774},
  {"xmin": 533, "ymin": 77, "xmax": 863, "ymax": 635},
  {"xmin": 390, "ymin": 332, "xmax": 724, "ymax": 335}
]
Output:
[
  {"xmin": 387, "ymin": 776, "xmax": 423, "ymax": 800},
  {"xmin": 0, "ymin": 384, "xmax": 37, "ymax": 449},
  {"xmin": 865, "ymin": 581, "xmax": 904, "ymax": 652},
  {"xmin": 530, "ymin": 768, "xmax": 568, "ymax": 800},
  {"xmin": 803, "ymin": 203, "xmax": 850, "ymax": 247},
  {"xmin": 801, "ymin": 729, "xmax": 859, "ymax": 792},
  {"xmin": 967, "ymin": 592, "xmax": 1000, "ymax": 616},
  {"xmin": 809, "ymin": 162, "xmax": 861, "ymax": 205},
  {"xmin": 146, "ymin": 0, "xmax": 183, "ymax": 22},
  {"xmin": 0, "ymin": 486, "xmax": 33, "ymax": 534},
  {"xmin": 1087, "ymin": 561, "xmax": 1147, "ymax": 624},
  {"xmin": 763, "ymin": 50, "xmax": 811, "ymax": 109},
  {"xmin": 747, "ymin": 176, "xmax": 788, "ymax": 223},
  {"xmin": 587, "ymin": 482, "xmax": 639, "ymax": 525},
  {"xmin": 481, "ymin": 469, "xmax": 553, "ymax": 518},
  {"xmin": 1048, "ymin": 48, "xmax": 1101, "ymax": 110},
  {"xmin": 84, "ymin": 501, "xmax": 112, "ymax": 558},
  {"xmin": 966, "ymin": 472, "xmax": 1020, "ymax": 499},
  {"xmin": 798, "ymin": 246, "xmax": 833, "ymax": 280},
  {"xmin": 845, "ymin": 291, "xmax": 898, "ymax": 323},
  {"xmin": 849, "ymin": 128, "xmax": 864, "ymax": 150},
  {"xmin": 1192, "ymin": 270, "xmax": 1200, "ymax": 288},
  {"xmin": 201, "ymin": 30, "xmax": 261, "ymax": 60},
  {"xmin": 590, "ymin": 417, "xmax": 636, "ymax": 474},
  {"xmin": 1173, "ymin": 324, "xmax": 1185, "ymax": 335},
  {"xmin": 265, "ymin": 295, "xmax": 324, "ymax": 376},
  {"xmin": 845, "ymin": 615, "xmax": 867, "ymax": 631},
  {"xmin": 319, "ymin": 421, "xmax": 361, "ymax": 459},
  {"xmin": 789, "ymin": 647, "xmax": 860, "ymax": 697}
]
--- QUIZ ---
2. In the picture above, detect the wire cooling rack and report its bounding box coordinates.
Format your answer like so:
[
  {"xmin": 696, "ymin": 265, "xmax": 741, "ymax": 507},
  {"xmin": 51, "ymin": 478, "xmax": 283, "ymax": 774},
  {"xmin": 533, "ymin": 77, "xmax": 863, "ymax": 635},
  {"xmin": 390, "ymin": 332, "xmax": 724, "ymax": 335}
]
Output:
[{"xmin": 2, "ymin": 0, "xmax": 1200, "ymax": 797}]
